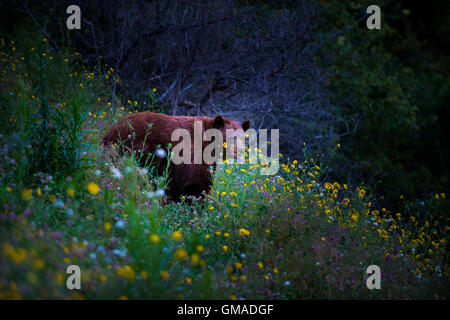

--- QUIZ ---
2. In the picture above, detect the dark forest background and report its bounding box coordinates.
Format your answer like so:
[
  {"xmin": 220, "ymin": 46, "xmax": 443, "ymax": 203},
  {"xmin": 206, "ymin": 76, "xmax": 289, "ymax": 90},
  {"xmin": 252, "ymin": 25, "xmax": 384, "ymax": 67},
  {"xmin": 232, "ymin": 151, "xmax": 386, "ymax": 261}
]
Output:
[{"xmin": 1, "ymin": 0, "xmax": 449, "ymax": 209}]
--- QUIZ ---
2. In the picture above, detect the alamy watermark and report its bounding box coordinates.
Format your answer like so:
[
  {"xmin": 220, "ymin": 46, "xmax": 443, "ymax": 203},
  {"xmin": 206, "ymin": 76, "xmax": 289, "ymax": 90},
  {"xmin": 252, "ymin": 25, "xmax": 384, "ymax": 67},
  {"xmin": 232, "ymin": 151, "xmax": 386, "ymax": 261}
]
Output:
[
  {"xmin": 66, "ymin": 265, "xmax": 81, "ymax": 290},
  {"xmin": 66, "ymin": 5, "xmax": 81, "ymax": 30},
  {"xmin": 366, "ymin": 265, "xmax": 381, "ymax": 290},
  {"xmin": 67, "ymin": 4, "xmax": 382, "ymax": 31},
  {"xmin": 367, "ymin": 5, "xmax": 381, "ymax": 30}
]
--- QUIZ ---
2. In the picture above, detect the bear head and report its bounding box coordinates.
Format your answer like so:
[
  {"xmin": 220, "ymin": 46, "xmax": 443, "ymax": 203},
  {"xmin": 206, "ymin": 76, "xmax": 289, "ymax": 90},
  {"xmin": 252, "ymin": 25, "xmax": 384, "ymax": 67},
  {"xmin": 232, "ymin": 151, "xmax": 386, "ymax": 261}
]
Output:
[{"xmin": 207, "ymin": 115, "xmax": 251, "ymax": 160}]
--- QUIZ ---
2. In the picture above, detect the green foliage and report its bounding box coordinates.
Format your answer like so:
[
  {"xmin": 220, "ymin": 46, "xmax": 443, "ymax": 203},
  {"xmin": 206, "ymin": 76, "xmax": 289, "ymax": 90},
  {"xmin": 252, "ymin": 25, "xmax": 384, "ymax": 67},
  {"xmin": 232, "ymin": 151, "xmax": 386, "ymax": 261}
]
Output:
[
  {"xmin": 0, "ymin": 31, "xmax": 112, "ymax": 185},
  {"xmin": 317, "ymin": 0, "xmax": 450, "ymax": 206},
  {"xmin": 1, "ymin": 145, "xmax": 448, "ymax": 299}
]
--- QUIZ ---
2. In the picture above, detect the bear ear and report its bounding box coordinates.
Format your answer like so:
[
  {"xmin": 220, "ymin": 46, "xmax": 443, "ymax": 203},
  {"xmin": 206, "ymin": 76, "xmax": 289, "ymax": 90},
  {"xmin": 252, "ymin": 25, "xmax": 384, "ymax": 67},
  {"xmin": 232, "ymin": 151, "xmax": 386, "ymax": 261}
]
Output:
[
  {"xmin": 242, "ymin": 119, "xmax": 251, "ymax": 131},
  {"xmin": 213, "ymin": 115, "xmax": 225, "ymax": 129}
]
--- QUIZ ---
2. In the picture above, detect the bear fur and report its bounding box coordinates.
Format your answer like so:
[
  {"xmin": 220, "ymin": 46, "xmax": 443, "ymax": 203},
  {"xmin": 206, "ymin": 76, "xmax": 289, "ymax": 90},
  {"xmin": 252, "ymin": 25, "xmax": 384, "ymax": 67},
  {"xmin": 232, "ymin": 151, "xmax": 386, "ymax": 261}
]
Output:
[{"xmin": 101, "ymin": 111, "xmax": 250, "ymax": 201}]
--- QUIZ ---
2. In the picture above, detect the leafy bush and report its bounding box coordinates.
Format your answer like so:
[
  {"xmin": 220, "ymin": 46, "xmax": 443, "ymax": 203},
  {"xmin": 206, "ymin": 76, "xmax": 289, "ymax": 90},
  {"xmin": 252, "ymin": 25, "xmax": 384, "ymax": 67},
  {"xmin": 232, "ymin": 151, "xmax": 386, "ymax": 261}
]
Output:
[
  {"xmin": 316, "ymin": 0, "xmax": 450, "ymax": 206},
  {"xmin": 0, "ymin": 32, "xmax": 114, "ymax": 185}
]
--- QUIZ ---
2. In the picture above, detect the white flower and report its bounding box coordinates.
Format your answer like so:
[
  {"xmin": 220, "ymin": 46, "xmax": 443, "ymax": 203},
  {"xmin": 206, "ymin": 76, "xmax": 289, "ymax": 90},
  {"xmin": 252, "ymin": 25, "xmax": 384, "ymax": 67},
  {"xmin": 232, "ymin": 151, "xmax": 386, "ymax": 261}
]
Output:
[
  {"xmin": 146, "ymin": 191, "xmax": 155, "ymax": 198},
  {"xmin": 113, "ymin": 249, "xmax": 127, "ymax": 257},
  {"xmin": 66, "ymin": 208, "xmax": 74, "ymax": 216},
  {"xmin": 284, "ymin": 281, "xmax": 291, "ymax": 286},
  {"xmin": 155, "ymin": 189, "xmax": 165, "ymax": 197},
  {"xmin": 111, "ymin": 167, "xmax": 123, "ymax": 179},
  {"xmin": 125, "ymin": 166, "xmax": 133, "ymax": 174},
  {"xmin": 94, "ymin": 169, "xmax": 101, "ymax": 176},
  {"xmin": 155, "ymin": 148, "xmax": 167, "ymax": 159},
  {"xmin": 138, "ymin": 167, "xmax": 148, "ymax": 176}
]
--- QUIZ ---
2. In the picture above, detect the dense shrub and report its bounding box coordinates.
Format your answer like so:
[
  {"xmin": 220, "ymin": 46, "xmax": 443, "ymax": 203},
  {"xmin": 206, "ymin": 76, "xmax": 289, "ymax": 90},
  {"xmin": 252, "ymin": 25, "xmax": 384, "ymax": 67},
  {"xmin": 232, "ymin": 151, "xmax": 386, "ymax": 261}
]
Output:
[
  {"xmin": 316, "ymin": 0, "xmax": 450, "ymax": 206},
  {"xmin": 0, "ymin": 31, "xmax": 114, "ymax": 185}
]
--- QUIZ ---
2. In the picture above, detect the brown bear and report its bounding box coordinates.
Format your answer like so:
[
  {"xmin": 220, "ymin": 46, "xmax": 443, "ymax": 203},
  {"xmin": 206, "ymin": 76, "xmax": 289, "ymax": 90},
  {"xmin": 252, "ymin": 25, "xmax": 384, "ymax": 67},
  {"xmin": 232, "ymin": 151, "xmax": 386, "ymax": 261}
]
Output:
[{"xmin": 101, "ymin": 111, "xmax": 250, "ymax": 201}]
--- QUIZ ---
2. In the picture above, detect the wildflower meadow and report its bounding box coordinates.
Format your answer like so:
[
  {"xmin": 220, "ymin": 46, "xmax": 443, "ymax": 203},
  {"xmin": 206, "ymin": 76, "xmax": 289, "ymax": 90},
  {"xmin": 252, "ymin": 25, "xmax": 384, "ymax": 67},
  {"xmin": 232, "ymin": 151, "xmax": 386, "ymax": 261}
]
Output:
[{"xmin": 0, "ymin": 30, "xmax": 448, "ymax": 300}]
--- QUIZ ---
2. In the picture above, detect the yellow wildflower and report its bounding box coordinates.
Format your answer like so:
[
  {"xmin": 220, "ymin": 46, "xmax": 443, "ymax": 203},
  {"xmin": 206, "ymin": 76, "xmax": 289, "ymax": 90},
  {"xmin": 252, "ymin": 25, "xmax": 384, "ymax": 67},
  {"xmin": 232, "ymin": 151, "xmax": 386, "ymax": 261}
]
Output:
[
  {"xmin": 191, "ymin": 254, "xmax": 200, "ymax": 266},
  {"xmin": 67, "ymin": 188, "xmax": 75, "ymax": 198},
  {"xmin": 160, "ymin": 270, "xmax": 170, "ymax": 279},
  {"xmin": 87, "ymin": 183, "xmax": 100, "ymax": 195},
  {"xmin": 150, "ymin": 234, "xmax": 160, "ymax": 243},
  {"xmin": 239, "ymin": 228, "xmax": 250, "ymax": 236},
  {"xmin": 174, "ymin": 248, "xmax": 188, "ymax": 260},
  {"xmin": 22, "ymin": 189, "xmax": 33, "ymax": 201},
  {"xmin": 172, "ymin": 231, "xmax": 183, "ymax": 241}
]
